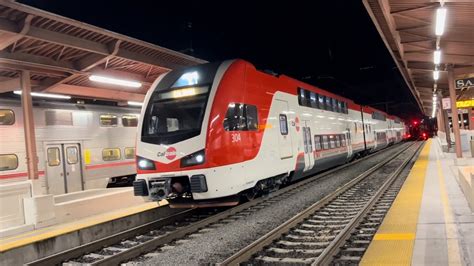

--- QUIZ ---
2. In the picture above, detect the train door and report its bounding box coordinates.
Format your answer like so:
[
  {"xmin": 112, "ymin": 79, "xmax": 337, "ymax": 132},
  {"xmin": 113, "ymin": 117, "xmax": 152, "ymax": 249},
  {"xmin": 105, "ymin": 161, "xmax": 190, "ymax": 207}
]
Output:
[
  {"xmin": 45, "ymin": 143, "xmax": 83, "ymax": 195},
  {"xmin": 274, "ymin": 100, "xmax": 293, "ymax": 159},
  {"xmin": 302, "ymin": 120, "xmax": 315, "ymax": 171},
  {"xmin": 346, "ymin": 128, "xmax": 353, "ymax": 157}
]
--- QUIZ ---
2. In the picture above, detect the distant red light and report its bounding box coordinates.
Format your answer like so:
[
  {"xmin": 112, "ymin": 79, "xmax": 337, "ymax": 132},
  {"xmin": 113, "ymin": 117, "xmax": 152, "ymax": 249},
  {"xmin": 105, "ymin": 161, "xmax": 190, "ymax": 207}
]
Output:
[
  {"xmin": 422, "ymin": 133, "xmax": 427, "ymax": 138},
  {"xmin": 413, "ymin": 121, "xmax": 418, "ymax": 125},
  {"xmin": 408, "ymin": 134, "xmax": 411, "ymax": 138}
]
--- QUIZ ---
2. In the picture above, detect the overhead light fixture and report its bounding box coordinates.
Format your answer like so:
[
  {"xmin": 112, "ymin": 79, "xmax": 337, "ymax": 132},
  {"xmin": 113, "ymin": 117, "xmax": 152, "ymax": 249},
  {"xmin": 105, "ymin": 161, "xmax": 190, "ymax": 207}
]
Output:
[
  {"xmin": 14, "ymin": 90, "xmax": 71, "ymax": 99},
  {"xmin": 89, "ymin": 75, "xmax": 142, "ymax": 88},
  {"xmin": 434, "ymin": 50, "xmax": 441, "ymax": 64},
  {"xmin": 433, "ymin": 70, "xmax": 439, "ymax": 80},
  {"xmin": 435, "ymin": 8, "xmax": 447, "ymax": 36},
  {"xmin": 127, "ymin": 101, "xmax": 143, "ymax": 107}
]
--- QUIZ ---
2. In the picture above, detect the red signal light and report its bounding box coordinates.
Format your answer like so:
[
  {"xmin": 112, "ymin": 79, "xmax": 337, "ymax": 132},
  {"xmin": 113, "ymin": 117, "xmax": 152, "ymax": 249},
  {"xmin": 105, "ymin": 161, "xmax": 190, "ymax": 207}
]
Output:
[{"xmin": 413, "ymin": 121, "xmax": 418, "ymax": 125}]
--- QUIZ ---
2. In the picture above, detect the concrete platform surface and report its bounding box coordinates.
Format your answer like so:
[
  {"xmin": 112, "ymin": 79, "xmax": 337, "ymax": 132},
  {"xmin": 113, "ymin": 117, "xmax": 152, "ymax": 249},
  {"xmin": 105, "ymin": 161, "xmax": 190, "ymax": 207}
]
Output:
[{"xmin": 362, "ymin": 139, "xmax": 474, "ymax": 265}]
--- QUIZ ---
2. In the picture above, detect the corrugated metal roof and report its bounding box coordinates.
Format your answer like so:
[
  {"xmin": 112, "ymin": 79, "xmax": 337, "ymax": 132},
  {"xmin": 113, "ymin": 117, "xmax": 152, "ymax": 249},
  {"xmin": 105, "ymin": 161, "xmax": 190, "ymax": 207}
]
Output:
[{"xmin": 0, "ymin": 0, "xmax": 207, "ymax": 102}]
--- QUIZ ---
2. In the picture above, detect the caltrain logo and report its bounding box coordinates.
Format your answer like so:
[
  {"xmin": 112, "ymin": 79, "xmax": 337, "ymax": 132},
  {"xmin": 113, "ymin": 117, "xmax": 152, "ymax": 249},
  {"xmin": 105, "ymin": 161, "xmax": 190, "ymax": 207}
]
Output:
[{"xmin": 157, "ymin": 147, "xmax": 177, "ymax": 160}]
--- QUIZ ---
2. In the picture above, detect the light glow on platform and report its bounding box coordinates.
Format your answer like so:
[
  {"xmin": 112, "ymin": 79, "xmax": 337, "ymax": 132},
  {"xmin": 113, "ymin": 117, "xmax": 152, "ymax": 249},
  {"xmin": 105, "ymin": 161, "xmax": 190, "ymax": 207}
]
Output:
[
  {"xmin": 435, "ymin": 8, "xmax": 447, "ymax": 36},
  {"xmin": 89, "ymin": 75, "xmax": 142, "ymax": 88},
  {"xmin": 127, "ymin": 101, "xmax": 143, "ymax": 106},
  {"xmin": 14, "ymin": 91, "xmax": 71, "ymax": 99}
]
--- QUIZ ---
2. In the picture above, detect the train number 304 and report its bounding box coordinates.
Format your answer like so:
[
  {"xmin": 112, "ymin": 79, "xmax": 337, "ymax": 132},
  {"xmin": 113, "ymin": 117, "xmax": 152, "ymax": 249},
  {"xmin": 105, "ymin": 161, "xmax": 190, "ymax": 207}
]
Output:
[{"xmin": 231, "ymin": 133, "xmax": 242, "ymax": 143}]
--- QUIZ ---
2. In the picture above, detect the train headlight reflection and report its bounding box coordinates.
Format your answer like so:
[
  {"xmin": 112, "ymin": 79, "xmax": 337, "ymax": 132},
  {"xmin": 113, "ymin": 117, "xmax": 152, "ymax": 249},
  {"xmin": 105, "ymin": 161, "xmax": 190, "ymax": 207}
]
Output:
[{"xmin": 180, "ymin": 149, "xmax": 205, "ymax": 168}]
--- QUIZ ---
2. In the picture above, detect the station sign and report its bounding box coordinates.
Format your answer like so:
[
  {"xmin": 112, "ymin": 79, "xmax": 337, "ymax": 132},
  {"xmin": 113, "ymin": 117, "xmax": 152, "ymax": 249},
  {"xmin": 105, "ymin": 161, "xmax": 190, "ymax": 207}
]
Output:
[
  {"xmin": 442, "ymin": 98, "xmax": 451, "ymax": 110},
  {"xmin": 456, "ymin": 99, "xmax": 474, "ymax": 109},
  {"xmin": 455, "ymin": 74, "xmax": 474, "ymax": 90}
]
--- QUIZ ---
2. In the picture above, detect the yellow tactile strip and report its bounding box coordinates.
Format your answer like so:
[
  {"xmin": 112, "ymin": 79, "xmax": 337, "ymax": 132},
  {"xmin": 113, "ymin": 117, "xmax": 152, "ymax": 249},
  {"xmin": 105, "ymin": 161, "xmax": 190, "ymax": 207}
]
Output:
[
  {"xmin": 0, "ymin": 200, "xmax": 166, "ymax": 252},
  {"xmin": 360, "ymin": 140, "xmax": 431, "ymax": 265}
]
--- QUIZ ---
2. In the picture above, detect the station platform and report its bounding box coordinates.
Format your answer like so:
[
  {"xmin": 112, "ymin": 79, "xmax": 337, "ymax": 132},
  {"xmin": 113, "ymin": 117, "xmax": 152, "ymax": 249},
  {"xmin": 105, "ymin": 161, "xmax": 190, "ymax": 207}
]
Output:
[
  {"xmin": 0, "ymin": 188, "xmax": 170, "ymax": 265},
  {"xmin": 361, "ymin": 138, "xmax": 474, "ymax": 265}
]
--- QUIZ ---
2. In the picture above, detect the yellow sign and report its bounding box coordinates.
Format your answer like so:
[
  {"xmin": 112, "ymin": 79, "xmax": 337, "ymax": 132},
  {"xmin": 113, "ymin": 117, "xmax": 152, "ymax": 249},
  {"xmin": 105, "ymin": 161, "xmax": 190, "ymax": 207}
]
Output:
[
  {"xmin": 456, "ymin": 100, "xmax": 474, "ymax": 108},
  {"xmin": 84, "ymin": 149, "xmax": 91, "ymax": 165}
]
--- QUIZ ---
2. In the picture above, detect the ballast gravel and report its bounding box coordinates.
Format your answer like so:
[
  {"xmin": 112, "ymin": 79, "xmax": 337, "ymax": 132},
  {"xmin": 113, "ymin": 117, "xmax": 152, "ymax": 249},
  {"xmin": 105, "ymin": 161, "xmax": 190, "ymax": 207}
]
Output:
[{"xmin": 127, "ymin": 144, "xmax": 410, "ymax": 265}]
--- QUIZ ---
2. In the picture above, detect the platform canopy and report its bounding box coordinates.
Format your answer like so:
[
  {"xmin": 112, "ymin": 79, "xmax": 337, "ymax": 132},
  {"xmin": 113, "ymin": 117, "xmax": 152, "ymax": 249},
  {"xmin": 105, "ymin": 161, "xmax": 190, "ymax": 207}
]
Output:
[
  {"xmin": 364, "ymin": 0, "xmax": 474, "ymax": 116},
  {"xmin": 0, "ymin": 1, "xmax": 207, "ymax": 103}
]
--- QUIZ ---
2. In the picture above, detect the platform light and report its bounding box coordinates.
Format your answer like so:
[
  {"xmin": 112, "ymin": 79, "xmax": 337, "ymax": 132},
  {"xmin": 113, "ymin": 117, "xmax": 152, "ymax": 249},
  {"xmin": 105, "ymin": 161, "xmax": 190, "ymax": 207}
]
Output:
[
  {"xmin": 434, "ymin": 50, "xmax": 441, "ymax": 64},
  {"xmin": 127, "ymin": 101, "xmax": 143, "ymax": 107},
  {"xmin": 13, "ymin": 91, "xmax": 71, "ymax": 99},
  {"xmin": 433, "ymin": 70, "xmax": 439, "ymax": 80},
  {"xmin": 89, "ymin": 75, "xmax": 142, "ymax": 88},
  {"xmin": 436, "ymin": 8, "xmax": 447, "ymax": 36}
]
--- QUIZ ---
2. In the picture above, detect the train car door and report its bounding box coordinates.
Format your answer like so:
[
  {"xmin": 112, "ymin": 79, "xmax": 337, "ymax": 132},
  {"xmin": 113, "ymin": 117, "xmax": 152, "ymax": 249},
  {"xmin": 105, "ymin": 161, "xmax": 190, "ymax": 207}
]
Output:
[
  {"xmin": 302, "ymin": 121, "xmax": 315, "ymax": 171},
  {"xmin": 346, "ymin": 128, "xmax": 353, "ymax": 157},
  {"xmin": 45, "ymin": 143, "xmax": 83, "ymax": 195},
  {"xmin": 274, "ymin": 100, "xmax": 293, "ymax": 159}
]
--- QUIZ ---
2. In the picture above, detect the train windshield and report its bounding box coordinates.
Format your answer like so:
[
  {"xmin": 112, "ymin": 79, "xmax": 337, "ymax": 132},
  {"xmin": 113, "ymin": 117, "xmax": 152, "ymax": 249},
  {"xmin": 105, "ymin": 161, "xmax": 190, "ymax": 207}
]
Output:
[{"xmin": 141, "ymin": 62, "xmax": 220, "ymax": 145}]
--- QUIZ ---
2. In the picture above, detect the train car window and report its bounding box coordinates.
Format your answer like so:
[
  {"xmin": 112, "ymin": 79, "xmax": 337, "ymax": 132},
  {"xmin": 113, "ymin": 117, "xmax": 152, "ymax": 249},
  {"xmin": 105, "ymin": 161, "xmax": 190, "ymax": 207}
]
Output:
[
  {"xmin": 329, "ymin": 135, "xmax": 336, "ymax": 148},
  {"xmin": 47, "ymin": 148, "xmax": 61, "ymax": 167},
  {"xmin": 0, "ymin": 154, "xmax": 18, "ymax": 171},
  {"xmin": 325, "ymin": 97, "xmax": 332, "ymax": 111},
  {"xmin": 337, "ymin": 101, "xmax": 342, "ymax": 113},
  {"xmin": 100, "ymin": 114, "xmax": 118, "ymax": 127},
  {"xmin": 0, "ymin": 109, "xmax": 15, "ymax": 125},
  {"xmin": 341, "ymin": 102, "xmax": 346, "ymax": 114},
  {"xmin": 125, "ymin": 147, "xmax": 135, "ymax": 159},
  {"xmin": 224, "ymin": 103, "xmax": 246, "ymax": 131},
  {"xmin": 102, "ymin": 148, "xmax": 121, "ymax": 161},
  {"xmin": 322, "ymin": 135, "xmax": 329, "ymax": 149},
  {"xmin": 304, "ymin": 90, "xmax": 312, "ymax": 107},
  {"xmin": 66, "ymin": 147, "xmax": 79, "ymax": 164},
  {"xmin": 279, "ymin": 114, "xmax": 288, "ymax": 135},
  {"xmin": 341, "ymin": 135, "xmax": 346, "ymax": 147},
  {"xmin": 298, "ymin": 88, "xmax": 305, "ymax": 106},
  {"xmin": 335, "ymin": 135, "xmax": 341, "ymax": 147},
  {"xmin": 310, "ymin": 92, "xmax": 317, "ymax": 108},
  {"xmin": 122, "ymin": 115, "xmax": 138, "ymax": 127},
  {"xmin": 318, "ymin": 94, "xmax": 325, "ymax": 110},
  {"xmin": 314, "ymin": 135, "xmax": 322, "ymax": 151},
  {"xmin": 246, "ymin": 105, "xmax": 258, "ymax": 131},
  {"xmin": 332, "ymin": 99, "xmax": 338, "ymax": 112}
]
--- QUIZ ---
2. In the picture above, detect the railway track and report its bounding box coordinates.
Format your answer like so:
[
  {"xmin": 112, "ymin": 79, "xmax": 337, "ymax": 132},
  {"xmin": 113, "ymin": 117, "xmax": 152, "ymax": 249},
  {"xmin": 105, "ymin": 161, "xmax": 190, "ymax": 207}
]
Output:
[
  {"xmin": 27, "ymin": 142, "xmax": 412, "ymax": 266},
  {"xmin": 220, "ymin": 141, "xmax": 422, "ymax": 265}
]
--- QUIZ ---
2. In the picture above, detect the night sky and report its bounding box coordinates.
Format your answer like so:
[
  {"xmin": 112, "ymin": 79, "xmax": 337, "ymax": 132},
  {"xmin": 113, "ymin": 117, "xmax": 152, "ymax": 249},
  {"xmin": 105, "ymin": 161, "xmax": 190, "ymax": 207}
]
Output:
[{"xmin": 20, "ymin": 0, "xmax": 422, "ymax": 119}]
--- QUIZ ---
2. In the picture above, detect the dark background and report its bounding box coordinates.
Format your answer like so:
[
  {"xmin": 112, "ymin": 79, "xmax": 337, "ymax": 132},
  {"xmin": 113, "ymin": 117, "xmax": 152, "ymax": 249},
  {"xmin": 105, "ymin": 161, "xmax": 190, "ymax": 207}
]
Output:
[{"xmin": 20, "ymin": 0, "xmax": 422, "ymax": 119}]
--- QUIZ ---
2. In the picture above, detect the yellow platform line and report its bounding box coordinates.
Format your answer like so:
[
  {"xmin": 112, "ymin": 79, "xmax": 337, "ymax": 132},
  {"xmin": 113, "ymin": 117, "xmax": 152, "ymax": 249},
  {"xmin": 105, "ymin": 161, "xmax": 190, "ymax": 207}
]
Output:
[
  {"xmin": 0, "ymin": 200, "xmax": 166, "ymax": 252},
  {"xmin": 360, "ymin": 140, "xmax": 431, "ymax": 265}
]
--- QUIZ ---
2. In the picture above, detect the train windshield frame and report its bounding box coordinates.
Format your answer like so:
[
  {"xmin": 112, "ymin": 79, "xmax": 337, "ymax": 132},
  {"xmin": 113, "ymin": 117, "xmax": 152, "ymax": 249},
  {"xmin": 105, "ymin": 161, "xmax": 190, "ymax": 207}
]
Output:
[{"xmin": 141, "ymin": 62, "xmax": 221, "ymax": 145}]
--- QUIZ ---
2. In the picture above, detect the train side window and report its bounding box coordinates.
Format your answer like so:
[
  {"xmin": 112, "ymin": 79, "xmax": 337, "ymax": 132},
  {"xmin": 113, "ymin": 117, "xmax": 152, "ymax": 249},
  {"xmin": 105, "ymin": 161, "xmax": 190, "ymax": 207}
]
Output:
[
  {"xmin": 329, "ymin": 135, "xmax": 336, "ymax": 148},
  {"xmin": 224, "ymin": 103, "xmax": 245, "ymax": 131},
  {"xmin": 279, "ymin": 114, "xmax": 288, "ymax": 135},
  {"xmin": 341, "ymin": 102, "xmax": 347, "ymax": 114},
  {"xmin": 0, "ymin": 109, "xmax": 15, "ymax": 125},
  {"xmin": 337, "ymin": 101, "xmax": 342, "ymax": 113},
  {"xmin": 102, "ymin": 148, "xmax": 121, "ymax": 161},
  {"xmin": 318, "ymin": 94, "xmax": 325, "ymax": 110},
  {"xmin": 341, "ymin": 135, "xmax": 346, "ymax": 147},
  {"xmin": 122, "ymin": 115, "xmax": 138, "ymax": 127},
  {"xmin": 47, "ymin": 148, "xmax": 61, "ymax": 167},
  {"xmin": 298, "ymin": 88, "xmax": 305, "ymax": 106},
  {"xmin": 246, "ymin": 105, "xmax": 258, "ymax": 131},
  {"xmin": 322, "ymin": 135, "xmax": 329, "ymax": 149},
  {"xmin": 304, "ymin": 90, "xmax": 312, "ymax": 107},
  {"xmin": 66, "ymin": 147, "xmax": 78, "ymax": 164},
  {"xmin": 100, "ymin": 114, "xmax": 118, "ymax": 127},
  {"xmin": 335, "ymin": 135, "xmax": 341, "ymax": 147},
  {"xmin": 332, "ymin": 99, "xmax": 338, "ymax": 112},
  {"xmin": 124, "ymin": 147, "xmax": 135, "ymax": 159},
  {"xmin": 0, "ymin": 154, "xmax": 18, "ymax": 171},
  {"xmin": 310, "ymin": 92, "xmax": 317, "ymax": 108},
  {"xmin": 326, "ymin": 97, "xmax": 332, "ymax": 111},
  {"xmin": 314, "ymin": 135, "xmax": 322, "ymax": 151}
]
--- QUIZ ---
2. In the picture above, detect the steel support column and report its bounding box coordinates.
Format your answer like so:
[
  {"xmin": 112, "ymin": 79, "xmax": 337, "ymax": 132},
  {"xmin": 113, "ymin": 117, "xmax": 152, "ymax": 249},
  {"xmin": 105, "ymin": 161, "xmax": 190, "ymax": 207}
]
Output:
[
  {"xmin": 20, "ymin": 70, "xmax": 39, "ymax": 180},
  {"xmin": 448, "ymin": 69, "xmax": 462, "ymax": 158}
]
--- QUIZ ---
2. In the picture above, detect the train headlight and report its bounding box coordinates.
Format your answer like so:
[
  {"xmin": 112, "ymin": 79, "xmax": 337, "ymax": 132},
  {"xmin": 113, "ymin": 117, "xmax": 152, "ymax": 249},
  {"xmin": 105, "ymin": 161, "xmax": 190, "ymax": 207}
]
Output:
[
  {"xmin": 180, "ymin": 149, "xmax": 205, "ymax": 168},
  {"xmin": 137, "ymin": 157, "xmax": 156, "ymax": 170}
]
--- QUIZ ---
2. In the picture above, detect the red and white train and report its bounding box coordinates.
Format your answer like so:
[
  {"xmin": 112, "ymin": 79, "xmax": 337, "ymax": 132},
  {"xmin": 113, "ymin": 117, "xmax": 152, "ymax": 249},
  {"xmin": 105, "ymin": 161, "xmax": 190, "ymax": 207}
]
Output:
[{"xmin": 134, "ymin": 60, "xmax": 406, "ymax": 207}]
